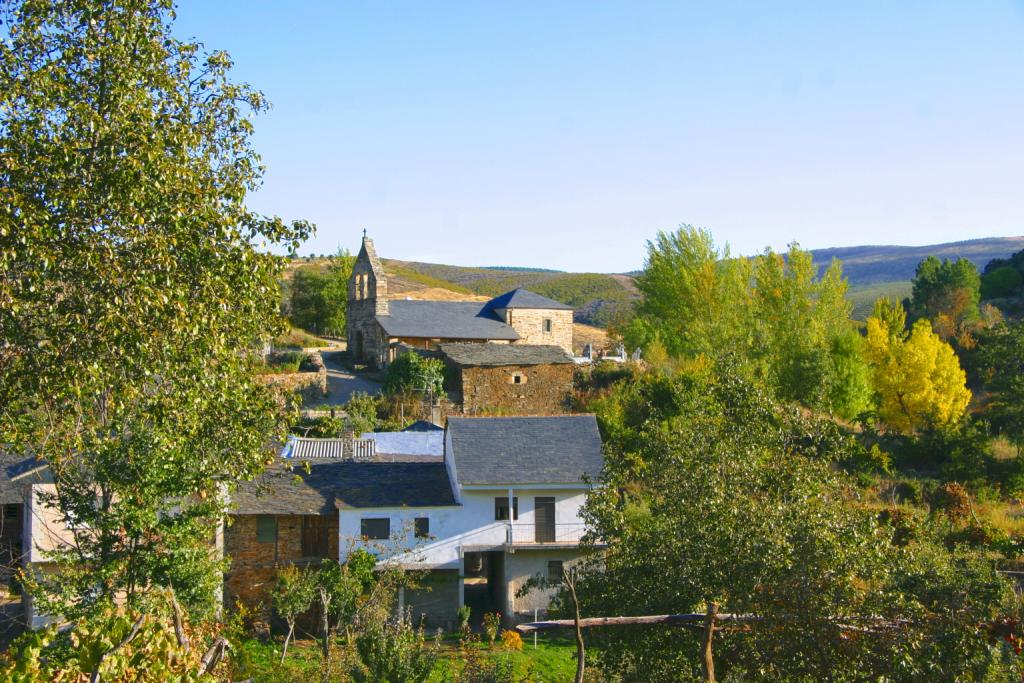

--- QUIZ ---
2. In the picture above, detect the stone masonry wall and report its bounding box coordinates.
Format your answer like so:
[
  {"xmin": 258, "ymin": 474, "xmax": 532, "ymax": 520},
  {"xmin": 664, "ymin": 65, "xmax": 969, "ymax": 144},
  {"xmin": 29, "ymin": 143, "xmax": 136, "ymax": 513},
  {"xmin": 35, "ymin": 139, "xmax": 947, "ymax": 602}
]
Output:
[
  {"xmin": 456, "ymin": 362, "xmax": 573, "ymax": 415},
  {"xmin": 507, "ymin": 309, "xmax": 573, "ymax": 354},
  {"xmin": 224, "ymin": 513, "xmax": 339, "ymax": 612},
  {"xmin": 404, "ymin": 569, "xmax": 460, "ymax": 630}
]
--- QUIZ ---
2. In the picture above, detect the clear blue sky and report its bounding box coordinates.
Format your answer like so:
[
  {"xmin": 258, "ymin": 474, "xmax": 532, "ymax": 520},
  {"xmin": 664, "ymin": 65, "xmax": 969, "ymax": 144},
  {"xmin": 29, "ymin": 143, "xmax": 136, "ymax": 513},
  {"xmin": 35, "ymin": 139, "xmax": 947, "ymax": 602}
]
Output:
[{"xmin": 175, "ymin": 1, "xmax": 1024, "ymax": 272}]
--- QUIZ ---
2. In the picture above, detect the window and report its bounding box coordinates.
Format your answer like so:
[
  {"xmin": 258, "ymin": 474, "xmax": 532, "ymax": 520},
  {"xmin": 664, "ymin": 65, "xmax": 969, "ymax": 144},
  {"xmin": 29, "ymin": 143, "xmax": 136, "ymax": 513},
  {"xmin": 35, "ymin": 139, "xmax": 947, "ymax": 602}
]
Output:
[
  {"xmin": 414, "ymin": 517, "xmax": 430, "ymax": 538},
  {"xmin": 256, "ymin": 515, "xmax": 277, "ymax": 544},
  {"xmin": 361, "ymin": 518, "xmax": 390, "ymax": 540},
  {"xmin": 543, "ymin": 318, "xmax": 553, "ymax": 333},
  {"xmin": 547, "ymin": 560, "xmax": 564, "ymax": 582},
  {"xmin": 301, "ymin": 515, "xmax": 329, "ymax": 557},
  {"xmin": 494, "ymin": 497, "xmax": 518, "ymax": 521},
  {"xmin": 512, "ymin": 374, "xmax": 523, "ymax": 384}
]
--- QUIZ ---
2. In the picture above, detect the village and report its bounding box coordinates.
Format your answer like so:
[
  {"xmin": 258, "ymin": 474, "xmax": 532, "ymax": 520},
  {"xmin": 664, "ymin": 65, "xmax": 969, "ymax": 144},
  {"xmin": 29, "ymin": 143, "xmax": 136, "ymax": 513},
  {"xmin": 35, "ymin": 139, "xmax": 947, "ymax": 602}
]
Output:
[{"xmin": 4, "ymin": 2, "xmax": 1024, "ymax": 682}]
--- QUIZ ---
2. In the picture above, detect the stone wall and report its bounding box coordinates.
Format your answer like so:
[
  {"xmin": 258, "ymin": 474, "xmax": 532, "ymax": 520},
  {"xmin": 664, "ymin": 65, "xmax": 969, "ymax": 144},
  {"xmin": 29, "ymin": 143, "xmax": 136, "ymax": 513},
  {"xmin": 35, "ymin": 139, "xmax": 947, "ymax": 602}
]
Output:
[
  {"xmin": 261, "ymin": 353, "xmax": 327, "ymax": 403},
  {"xmin": 224, "ymin": 513, "xmax": 339, "ymax": 611},
  {"xmin": 507, "ymin": 309, "xmax": 573, "ymax": 354},
  {"xmin": 453, "ymin": 362, "xmax": 573, "ymax": 415}
]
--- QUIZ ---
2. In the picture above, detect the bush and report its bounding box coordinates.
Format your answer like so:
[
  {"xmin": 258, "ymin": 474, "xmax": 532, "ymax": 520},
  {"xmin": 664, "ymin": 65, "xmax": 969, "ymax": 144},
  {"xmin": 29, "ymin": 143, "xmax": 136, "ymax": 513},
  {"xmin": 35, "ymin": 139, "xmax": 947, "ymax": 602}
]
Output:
[
  {"xmin": 890, "ymin": 479, "xmax": 924, "ymax": 505},
  {"xmin": 457, "ymin": 605, "xmax": 472, "ymax": 632},
  {"xmin": 350, "ymin": 615, "xmax": 439, "ymax": 683},
  {"xmin": 500, "ymin": 629, "xmax": 523, "ymax": 651},
  {"xmin": 383, "ymin": 352, "xmax": 445, "ymax": 397},
  {"xmin": 931, "ymin": 482, "xmax": 973, "ymax": 523}
]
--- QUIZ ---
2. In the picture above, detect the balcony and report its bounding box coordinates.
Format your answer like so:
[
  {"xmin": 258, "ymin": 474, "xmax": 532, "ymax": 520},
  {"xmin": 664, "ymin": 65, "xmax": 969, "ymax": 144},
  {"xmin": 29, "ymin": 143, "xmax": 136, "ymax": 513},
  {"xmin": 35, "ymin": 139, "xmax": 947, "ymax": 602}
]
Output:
[{"xmin": 506, "ymin": 523, "xmax": 587, "ymax": 546}]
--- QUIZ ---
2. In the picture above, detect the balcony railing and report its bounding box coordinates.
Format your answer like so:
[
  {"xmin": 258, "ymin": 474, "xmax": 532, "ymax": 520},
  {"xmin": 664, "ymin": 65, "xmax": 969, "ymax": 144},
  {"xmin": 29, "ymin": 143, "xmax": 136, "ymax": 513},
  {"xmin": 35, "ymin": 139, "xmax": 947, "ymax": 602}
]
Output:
[{"xmin": 507, "ymin": 523, "xmax": 587, "ymax": 545}]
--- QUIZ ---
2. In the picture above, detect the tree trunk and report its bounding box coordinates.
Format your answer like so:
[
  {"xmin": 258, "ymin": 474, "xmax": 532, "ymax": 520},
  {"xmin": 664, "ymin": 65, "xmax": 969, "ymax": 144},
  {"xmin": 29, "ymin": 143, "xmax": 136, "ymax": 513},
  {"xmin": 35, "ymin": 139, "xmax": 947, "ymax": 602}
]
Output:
[
  {"xmin": 281, "ymin": 622, "xmax": 294, "ymax": 664},
  {"xmin": 702, "ymin": 602, "xmax": 717, "ymax": 683},
  {"xmin": 563, "ymin": 567, "xmax": 585, "ymax": 683}
]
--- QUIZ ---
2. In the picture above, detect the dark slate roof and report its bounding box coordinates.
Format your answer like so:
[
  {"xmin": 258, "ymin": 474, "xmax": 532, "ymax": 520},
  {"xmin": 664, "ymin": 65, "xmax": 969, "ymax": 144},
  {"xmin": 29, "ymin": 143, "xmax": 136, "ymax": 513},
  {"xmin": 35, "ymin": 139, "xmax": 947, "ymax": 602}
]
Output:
[
  {"xmin": 0, "ymin": 451, "xmax": 52, "ymax": 504},
  {"xmin": 447, "ymin": 415, "xmax": 603, "ymax": 486},
  {"xmin": 232, "ymin": 458, "xmax": 457, "ymax": 514},
  {"xmin": 403, "ymin": 420, "xmax": 444, "ymax": 432},
  {"xmin": 439, "ymin": 343, "xmax": 574, "ymax": 367},
  {"xmin": 376, "ymin": 301, "xmax": 519, "ymax": 340},
  {"xmin": 484, "ymin": 288, "xmax": 572, "ymax": 311}
]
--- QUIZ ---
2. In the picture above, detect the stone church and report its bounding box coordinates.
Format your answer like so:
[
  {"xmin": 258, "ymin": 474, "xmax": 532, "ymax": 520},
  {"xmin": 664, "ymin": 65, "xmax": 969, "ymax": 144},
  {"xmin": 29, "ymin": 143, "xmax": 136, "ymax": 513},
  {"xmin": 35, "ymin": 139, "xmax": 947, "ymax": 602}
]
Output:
[{"xmin": 346, "ymin": 235, "xmax": 574, "ymax": 368}]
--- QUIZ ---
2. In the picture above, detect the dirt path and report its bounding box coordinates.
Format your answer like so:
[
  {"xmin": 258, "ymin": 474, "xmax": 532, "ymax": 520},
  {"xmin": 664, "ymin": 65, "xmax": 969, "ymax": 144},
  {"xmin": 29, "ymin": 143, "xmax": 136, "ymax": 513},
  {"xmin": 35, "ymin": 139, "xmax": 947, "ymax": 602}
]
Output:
[{"xmin": 306, "ymin": 348, "xmax": 382, "ymax": 407}]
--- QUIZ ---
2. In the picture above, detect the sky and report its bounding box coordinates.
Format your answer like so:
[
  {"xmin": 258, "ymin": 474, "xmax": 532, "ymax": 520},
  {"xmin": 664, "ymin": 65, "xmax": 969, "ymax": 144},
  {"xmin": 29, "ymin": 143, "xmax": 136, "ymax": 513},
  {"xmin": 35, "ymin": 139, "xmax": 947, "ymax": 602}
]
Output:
[{"xmin": 174, "ymin": 1, "xmax": 1024, "ymax": 272}]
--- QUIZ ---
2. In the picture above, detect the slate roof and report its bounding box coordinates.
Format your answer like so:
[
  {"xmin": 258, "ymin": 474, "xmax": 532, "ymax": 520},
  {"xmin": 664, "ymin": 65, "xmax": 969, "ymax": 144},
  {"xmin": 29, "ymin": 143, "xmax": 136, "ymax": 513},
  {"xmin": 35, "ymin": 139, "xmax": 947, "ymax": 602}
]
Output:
[
  {"xmin": 376, "ymin": 301, "xmax": 520, "ymax": 341},
  {"xmin": 232, "ymin": 458, "xmax": 457, "ymax": 514},
  {"xmin": 0, "ymin": 451, "xmax": 52, "ymax": 504},
  {"xmin": 403, "ymin": 420, "xmax": 444, "ymax": 433},
  {"xmin": 484, "ymin": 288, "xmax": 572, "ymax": 311},
  {"xmin": 447, "ymin": 415, "xmax": 603, "ymax": 486},
  {"xmin": 439, "ymin": 343, "xmax": 574, "ymax": 367}
]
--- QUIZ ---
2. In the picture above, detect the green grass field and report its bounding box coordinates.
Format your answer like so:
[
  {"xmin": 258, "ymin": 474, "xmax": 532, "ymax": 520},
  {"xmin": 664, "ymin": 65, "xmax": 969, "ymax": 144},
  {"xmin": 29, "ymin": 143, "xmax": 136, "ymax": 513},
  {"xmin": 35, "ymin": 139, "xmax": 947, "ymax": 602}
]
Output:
[
  {"xmin": 847, "ymin": 280, "xmax": 911, "ymax": 321},
  {"xmin": 231, "ymin": 634, "xmax": 579, "ymax": 682}
]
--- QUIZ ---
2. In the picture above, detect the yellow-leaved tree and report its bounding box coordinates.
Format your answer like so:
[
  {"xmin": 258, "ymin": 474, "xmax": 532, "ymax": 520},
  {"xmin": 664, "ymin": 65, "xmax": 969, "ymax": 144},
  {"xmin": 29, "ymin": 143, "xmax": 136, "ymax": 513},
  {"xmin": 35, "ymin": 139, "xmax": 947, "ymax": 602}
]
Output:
[{"xmin": 863, "ymin": 300, "xmax": 971, "ymax": 433}]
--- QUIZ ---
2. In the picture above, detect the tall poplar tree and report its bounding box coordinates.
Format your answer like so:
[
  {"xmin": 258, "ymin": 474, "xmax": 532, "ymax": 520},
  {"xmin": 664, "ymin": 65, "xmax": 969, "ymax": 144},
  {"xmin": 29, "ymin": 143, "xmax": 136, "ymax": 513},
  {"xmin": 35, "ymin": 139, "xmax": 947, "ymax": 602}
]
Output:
[{"xmin": 0, "ymin": 0, "xmax": 310, "ymax": 618}]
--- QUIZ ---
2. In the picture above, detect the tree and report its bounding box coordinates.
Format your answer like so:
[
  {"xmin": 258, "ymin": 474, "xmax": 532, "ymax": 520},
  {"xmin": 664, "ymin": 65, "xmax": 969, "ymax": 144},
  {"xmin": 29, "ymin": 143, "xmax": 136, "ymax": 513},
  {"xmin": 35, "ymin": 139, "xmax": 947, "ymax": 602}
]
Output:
[
  {"xmin": 977, "ymin": 320, "xmax": 1024, "ymax": 453},
  {"xmin": 272, "ymin": 565, "xmax": 316, "ymax": 663},
  {"xmin": 574, "ymin": 366, "xmax": 1016, "ymax": 681},
  {"xmin": 289, "ymin": 266, "xmax": 330, "ymax": 333},
  {"xmin": 909, "ymin": 256, "xmax": 982, "ymax": 338},
  {"xmin": 863, "ymin": 303, "xmax": 971, "ymax": 434},
  {"xmin": 383, "ymin": 352, "xmax": 445, "ymax": 397},
  {"xmin": 0, "ymin": 0, "xmax": 310, "ymax": 620},
  {"xmin": 629, "ymin": 226, "xmax": 857, "ymax": 411},
  {"xmin": 288, "ymin": 248, "xmax": 353, "ymax": 336}
]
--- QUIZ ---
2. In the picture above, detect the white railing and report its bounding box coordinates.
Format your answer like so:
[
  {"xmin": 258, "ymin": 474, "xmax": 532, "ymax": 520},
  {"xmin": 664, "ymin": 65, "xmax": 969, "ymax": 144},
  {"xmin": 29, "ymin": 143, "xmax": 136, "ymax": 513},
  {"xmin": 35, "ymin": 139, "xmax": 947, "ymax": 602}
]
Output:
[{"xmin": 507, "ymin": 523, "xmax": 587, "ymax": 545}]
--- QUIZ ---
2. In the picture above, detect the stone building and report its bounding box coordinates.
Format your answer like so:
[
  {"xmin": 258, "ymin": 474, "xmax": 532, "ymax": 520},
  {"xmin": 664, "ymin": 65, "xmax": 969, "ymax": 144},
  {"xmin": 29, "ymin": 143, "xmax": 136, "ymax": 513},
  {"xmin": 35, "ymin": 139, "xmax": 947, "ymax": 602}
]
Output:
[
  {"xmin": 439, "ymin": 343, "xmax": 575, "ymax": 415},
  {"xmin": 345, "ymin": 235, "xmax": 573, "ymax": 368}
]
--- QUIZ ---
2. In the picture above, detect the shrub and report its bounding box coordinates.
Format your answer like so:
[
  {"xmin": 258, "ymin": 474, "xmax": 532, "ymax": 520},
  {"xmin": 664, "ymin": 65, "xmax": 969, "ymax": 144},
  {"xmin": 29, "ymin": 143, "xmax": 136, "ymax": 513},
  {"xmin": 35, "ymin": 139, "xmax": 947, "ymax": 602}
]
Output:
[
  {"xmin": 931, "ymin": 482, "xmax": 973, "ymax": 523},
  {"xmin": 350, "ymin": 616, "xmax": 439, "ymax": 683},
  {"xmin": 457, "ymin": 605, "xmax": 472, "ymax": 632},
  {"xmin": 878, "ymin": 507, "xmax": 921, "ymax": 546},
  {"xmin": 383, "ymin": 352, "xmax": 445, "ymax": 397},
  {"xmin": 890, "ymin": 479, "xmax": 924, "ymax": 505},
  {"xmin": 500, "ymin": 629, "xmax": 523, "ymax": 651},
  {"xmin": 482, "ymin": 612, "xmax": 501, "ymax": 646}
]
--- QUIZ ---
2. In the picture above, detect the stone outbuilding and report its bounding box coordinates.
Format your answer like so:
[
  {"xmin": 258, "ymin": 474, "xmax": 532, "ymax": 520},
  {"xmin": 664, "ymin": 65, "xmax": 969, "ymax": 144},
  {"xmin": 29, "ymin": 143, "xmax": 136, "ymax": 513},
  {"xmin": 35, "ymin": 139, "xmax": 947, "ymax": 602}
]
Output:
[
  {"xmin": 439, "ymin": 343, "xmax": 575, "ymax": 415},
  {"xmin": 345, "ymin": 235, "xmax": 574, "ymax": 368}
]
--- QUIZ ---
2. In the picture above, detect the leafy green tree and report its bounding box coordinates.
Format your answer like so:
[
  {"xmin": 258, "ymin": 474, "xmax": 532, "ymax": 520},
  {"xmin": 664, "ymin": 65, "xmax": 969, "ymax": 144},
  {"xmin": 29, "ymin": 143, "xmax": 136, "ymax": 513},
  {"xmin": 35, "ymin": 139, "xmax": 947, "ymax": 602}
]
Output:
[
  {"xmin": 383, "ymin": 352, "xmax": 445, "ymax": 397},
  {"xmin": 577, "ymin": 366, "xmax": 1017, "ymax": 682},
  {"xmin": 289, "ymin": 266, "xmax": 330, "ymax": 333},
  {"xmin": 630, "ymin": 226, "xmax": 857, "ymax": 411},
  {"xmin": 909, "ymin": 256, "xmax": 982, "ymax": 338},
  {"xmin": 288, "ymin": 248, "xmax": 353, "ymax": 336},
  {"xmin": 0, "ymin": 0, "xmax": 309, "ymax": 620},
  {"xmin": 272, "ymin": 565, "xmax": 316, "ymax": 663},
  {"xmin": 824, "ymin": 330, "xmax": 873, "ymax": 420},
  {"xmin": 977, "ymin": 320, "xmax": 1024, "ymax": 453},
  {"xmin": 981, "ymin": 265, "xmax": 1023, "ymax": 300}
]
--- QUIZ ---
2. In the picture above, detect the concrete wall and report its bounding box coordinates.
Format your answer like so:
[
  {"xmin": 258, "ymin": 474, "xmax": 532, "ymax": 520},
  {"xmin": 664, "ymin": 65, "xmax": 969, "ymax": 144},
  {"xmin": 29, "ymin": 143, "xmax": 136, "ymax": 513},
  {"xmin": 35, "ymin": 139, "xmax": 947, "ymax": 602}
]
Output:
[
  {"xmin": 224, "ymin": 513, "xmax": 339, "ymax": 611},
  {"xmin": 507, "ymin": 309, "xmax": 573, "ymax": 354},
  {"xmin": 403, "ymin": 569, "xmax": 460, "ymax": 629},
  {"xmin": 455, "ymin": 363, "xmax": 573, "ymax": 415},
  {"xmin": 505, "ymin": 549, "xmax": 587, "ymax": 620}
]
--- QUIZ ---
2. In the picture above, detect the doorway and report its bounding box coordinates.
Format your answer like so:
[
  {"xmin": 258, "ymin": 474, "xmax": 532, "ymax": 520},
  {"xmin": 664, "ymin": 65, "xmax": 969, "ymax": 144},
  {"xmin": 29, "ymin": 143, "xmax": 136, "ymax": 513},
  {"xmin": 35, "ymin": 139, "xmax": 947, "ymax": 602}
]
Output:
[{"xmin": 534, "ymin": 497, "xmax": 555, "ymax": 543}]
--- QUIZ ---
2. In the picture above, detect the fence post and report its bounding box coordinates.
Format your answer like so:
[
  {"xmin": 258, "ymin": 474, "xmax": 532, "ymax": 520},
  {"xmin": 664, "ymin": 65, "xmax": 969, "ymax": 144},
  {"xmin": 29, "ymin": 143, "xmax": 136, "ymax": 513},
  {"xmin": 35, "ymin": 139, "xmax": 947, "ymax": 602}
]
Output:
[{"xmin": 703, "ymin": 602, "xmax": 718, "ymax": 683}]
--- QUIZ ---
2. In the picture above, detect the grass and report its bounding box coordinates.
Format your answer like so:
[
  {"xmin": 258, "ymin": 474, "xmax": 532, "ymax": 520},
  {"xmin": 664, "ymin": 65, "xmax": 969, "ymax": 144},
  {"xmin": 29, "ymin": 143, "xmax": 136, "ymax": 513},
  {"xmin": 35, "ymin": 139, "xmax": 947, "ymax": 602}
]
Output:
[
  {"xmin": 231, "ymin": 634, "xmax": 579, "ymax": 682},
  {"xmin": 847, "ymin": 280, "xmax": 912, "ymax": 321},
  {"xmin": 274, "ymin": 327, "xmax": 330, "ymax": 349}
]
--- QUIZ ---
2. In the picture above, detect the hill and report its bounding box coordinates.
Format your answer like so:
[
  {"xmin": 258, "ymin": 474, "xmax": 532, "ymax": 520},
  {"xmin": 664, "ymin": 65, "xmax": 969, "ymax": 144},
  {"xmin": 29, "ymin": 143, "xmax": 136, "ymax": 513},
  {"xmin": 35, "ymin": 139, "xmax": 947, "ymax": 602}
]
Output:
[
  {"xmin": 383, "ymin": 259, "xmax": 637, "ymax": 328},
  {"xmin": 810, "ymin": 237, "xmax": 1024, "ymax": 286}
]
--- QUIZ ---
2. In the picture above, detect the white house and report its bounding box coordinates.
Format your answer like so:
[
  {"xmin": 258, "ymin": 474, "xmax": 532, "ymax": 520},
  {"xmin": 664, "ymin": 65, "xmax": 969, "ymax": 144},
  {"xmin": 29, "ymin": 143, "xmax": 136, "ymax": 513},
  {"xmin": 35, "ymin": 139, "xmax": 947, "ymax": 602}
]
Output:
[{"xmin": 333, "ymin": 415, "xmax": 604, "ymax": 627}]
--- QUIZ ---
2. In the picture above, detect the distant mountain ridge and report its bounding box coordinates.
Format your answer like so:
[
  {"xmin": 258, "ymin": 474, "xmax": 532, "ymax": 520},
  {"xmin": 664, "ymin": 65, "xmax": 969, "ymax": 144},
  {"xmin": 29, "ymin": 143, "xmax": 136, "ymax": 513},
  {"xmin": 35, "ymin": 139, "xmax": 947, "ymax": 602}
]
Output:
[{"xmin": 810, "ymin": 237, "xmax": 1024, "ymax": 286}]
